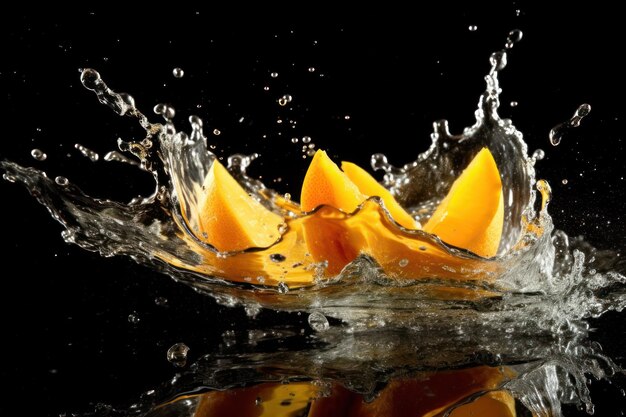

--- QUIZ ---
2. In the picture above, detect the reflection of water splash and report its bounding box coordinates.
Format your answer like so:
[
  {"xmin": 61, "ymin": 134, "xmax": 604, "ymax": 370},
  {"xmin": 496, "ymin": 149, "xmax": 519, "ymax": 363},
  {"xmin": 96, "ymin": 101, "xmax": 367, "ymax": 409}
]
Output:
[{"xmin": 2, "ymin": 38, "xmax": 626, "ymax": 416}]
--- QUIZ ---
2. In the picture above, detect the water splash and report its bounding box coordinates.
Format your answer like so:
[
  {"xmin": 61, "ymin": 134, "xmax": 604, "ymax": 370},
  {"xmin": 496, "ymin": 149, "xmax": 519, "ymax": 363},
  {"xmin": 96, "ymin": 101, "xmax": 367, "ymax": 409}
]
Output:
[
  {"xmin": 2, "ymin": 32, "xmax": 625, "ymax": 417},
  {"xmin": 549, "ymin": 103, "xmax": 592, "ymax": 146}
]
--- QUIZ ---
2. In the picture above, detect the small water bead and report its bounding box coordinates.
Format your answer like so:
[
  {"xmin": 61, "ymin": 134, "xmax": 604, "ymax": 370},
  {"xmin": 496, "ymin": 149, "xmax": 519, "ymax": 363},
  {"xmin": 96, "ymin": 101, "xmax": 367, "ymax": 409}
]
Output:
[
  {"xmin": 308, "ymin": 67, "xmax": 315, "ymax": 72},
  {"xmin": 75, "ymin": 143, "xmax": 99, "ymax": 162},
  {"xmin": 31, "ymin": 149, "xmax": 47, "ymax": 161},
  {"xmin": 213, "ymin": 129, "xmax": 221, "ymax": 136},
  {"xmin": 172, "ymin": 67, "xmax": 184, "ymax": 78},
  {"xmin": 278, "ymin": 94, "xmax": 293, "ymax": 106},
  {"xmin": 308, "ymin": 311, "xmax": 330, "ymax": 332},
  {"xmin": 167, "ymin": 342, "xmax": 190, "ymax": 367},
  {"xmin": 562, "ymin": 179, "xmax": 569, "ymax": 185},
  {"xmin": 270, "ymin": 253, "xmax": 286, "ymax": 263},
  {"xmin": 128, "ymin": 313, "xmax": 140, "ymax": 324},
  {"xmin": 55, "ymin": 176, "xmax": 69, "ymax": 186},
  {"xmin": 155, "ymin": 296, "xmax": 168, "ymax": 306},
  {"xmin": 510, "ymin": 101, "xmax": 519, "ymax": 107},
  {"xmin": 302, "ymin": 136, "xmax": 311, "ymax": 144},
  {"xmin": 468, "ymin": 25, "xmax": 478, "ymax": 32},
  {"xmin": 489, "ymin": 50, "xmax": 508, "ymax": 72},
  {"xmin": 80, "ymin": 68, "xmax": 102, "ymax": 90},
  {"xmin": 270, "ymin": 72, "xmax": 279, "ymax": 78},
  {"xmin": 291, "ymin": 137, "xmax": 299, "ymax": 143},
  {"xmin": 277, "ymin": 281, "xmax": 289, "ymax": 294}
]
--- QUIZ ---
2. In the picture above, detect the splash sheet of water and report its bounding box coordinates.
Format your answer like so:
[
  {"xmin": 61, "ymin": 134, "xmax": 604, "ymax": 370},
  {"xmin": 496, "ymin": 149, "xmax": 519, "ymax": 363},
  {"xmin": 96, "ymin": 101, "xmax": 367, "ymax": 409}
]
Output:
[{"xmin": 2, "ymin": 34, "xmax": 626, "ymax": 416}]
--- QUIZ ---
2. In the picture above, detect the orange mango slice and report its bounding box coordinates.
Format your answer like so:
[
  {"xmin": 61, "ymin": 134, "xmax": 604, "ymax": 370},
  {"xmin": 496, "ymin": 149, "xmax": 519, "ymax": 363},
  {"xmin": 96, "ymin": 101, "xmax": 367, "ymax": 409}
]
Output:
[
  {"xmin": 424, "ymin": 147, "xmax": 503, "ymax": 258},
  {"xmin": 341, "ymin": 160, "xmax": 420, "ymax": 229},
  {"xmin": 198, "ymin": 159, "xmax": 285, "ymax": 252}
]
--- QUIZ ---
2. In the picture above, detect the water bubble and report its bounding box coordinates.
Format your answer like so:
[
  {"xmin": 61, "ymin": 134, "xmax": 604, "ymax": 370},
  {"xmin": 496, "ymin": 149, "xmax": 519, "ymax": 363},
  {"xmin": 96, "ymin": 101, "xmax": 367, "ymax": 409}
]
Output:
[
  {"xmin": 270, "ymin": 253, "xmax": 286, "ymax": 263},
  {"xmin": 155, "ymin": 296, "xmax": 168, "ymax": 306},
  {"xmin": 75, "ymin": 143, "xmax": 99, "ymax": 162},
  {"xmin": 302, "ymin": 136, "xmax": 311, "ymax": 144},
  {"xmin": 31, "ymin": 149, "xmax": 47, "ymax": 161},
  {"xmin": 277, "ymin": 281, "xmax": 289, "ymax": 294},
  {"xmin": 172, "ymin": 67, "xmax": 184, "ymax": 78},
  {"xmin": 128, "ymin": 313, "xmax": 140, "ymax": 324},
  {"xmin": 55, "ymin": 176, "xmax": 69, "ymax": 186},
  {"xmin": 398, "ymin": 258, "xmax": 409, "ymax": 267},
  {"xmin": 213, "ymin": 129, "xmax": 221, "ymax": 136},
  {"xmin": 308, "ymin": 311, "xmax": 330, "ymax": 332},
  {"xmin": 468, "ymin": 25, "xmax": 478, "ymax": 32},
  {"xmin": 270, "ymin": 72, "xmax": 279, "ymax": 78},
  {"xmin": 278, "ymin": 94, "xmax": 293, "ymax": 106},
  {"xmin": 167, "ymin": 342, "xmax": 190, "ymax": 367}
]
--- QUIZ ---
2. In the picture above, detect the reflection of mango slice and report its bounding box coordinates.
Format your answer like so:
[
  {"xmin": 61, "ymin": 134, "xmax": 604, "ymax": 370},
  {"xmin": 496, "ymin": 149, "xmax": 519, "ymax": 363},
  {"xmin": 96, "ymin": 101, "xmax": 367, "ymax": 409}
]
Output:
[
  {"xmin": 424, "ymin": 148, "xmax": 503, "ymax": 258},
  {"xmin": 198, "ymin": 159, "xmax": 284, "ymax": 252},
  {"xmin": 193, "ymin": 366, "xmax": 518, "ymax": 416},
  {"xmin": 341, "ymin": 161, "xmax": 419, "ymax": 229}
]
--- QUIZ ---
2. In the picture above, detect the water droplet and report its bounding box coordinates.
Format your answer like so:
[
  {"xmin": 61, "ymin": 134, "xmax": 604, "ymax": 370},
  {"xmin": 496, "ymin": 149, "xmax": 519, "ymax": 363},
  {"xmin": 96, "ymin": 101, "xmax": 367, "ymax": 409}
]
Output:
[
  {"xmin": 172, "ymin": 67, "xmax": 184, "ymax": 78},
  {"xmin": 80, "ymin": 68, "xmax": 101, "ymax": 90},
  {"xmin": 510, "ymin": 101, "xmax": 518, "ymax": 107},
  {"xmin": 284, "ymin": 193, "xmax": 291, "ymax": 200},
  {"xmin": 505, "ymin": 29, "xmax": 523, "ymax": 49},
  {"xmin": 153, "ymin": 103, "xmax": 176, "ymax": 120},
  {"xmin": 549, "ymin": 103, "xmax": 591, "ymax": 146},
  {"xmin": 277, "ymin": 281, "xmax": 289, "ymax": 294},
  {"xmin": 278, "ymin": 94, "xmax": 292, "ymax": 106},
  {"xmin": 291, "ymin": 137, "xmax": 299, "ymax": 143},
  {"xmin": 270, "ymin": 72, "xmax": 279, "ymax": 78},
  {"xmin": 489, "ymin": 51, "xmax": 507, "ymax": 72},
  {"xmin": 308, "ymin": 311, "xmax": 330, "ymax": 332},
  {"xmin": 263, "ymin": 86, "xmax": 270, "ymax": 91},
  {"xmin": 31, "ymin": 148, "xmax": 47, "ymax": 161},
  {"xmin": 55, "ymin": 176, "xmax": 69, "ymax": 186},
  {"xmin": 302, "ymin": 136, "xmax": 311, "ymax": 144},
  {"xmin": 398, "ymin": 258, "xmax": 409, "ymax": 267},
  {"xmin": 344, "ymin": 115, "xmax": 351, "ymax": 120},
  {"xmin": 468, "ymin": 25, "xmax": 478, "ymax": 32},
  {"xmin": 270, "ymin": 253, "xmax": 286, "ymax": 263},
  {"xmin": 562, "ymin": 179, "xmax": 569, "ymax": 185},
  {"xmin": 75, "ymin": 143, "xmax": 99, "ymax": 162},
  {"xmin": 306, "ymin": 149, "xmax": 316, "ymax": 157},
  {"xmin": 532, "ymin": 149, "xmax": 545, "ymax": 160},
  {"xmin": 167, "ymin": 342, "xmax": 189, "ymax": 367},
  {"xmin": 155, "ymin": 296, "xmax": 168, "ymax": 306},
  {"xmin": 128, "ymin": 313, "xmax": 140, "ymax": 324},
  {"xmin": 308, "ymin": 67, "xmax": 316, "ymax": 72},
  {"xmin": 213, "ymin": 129, "xmax": 221, "ymax": 136}
]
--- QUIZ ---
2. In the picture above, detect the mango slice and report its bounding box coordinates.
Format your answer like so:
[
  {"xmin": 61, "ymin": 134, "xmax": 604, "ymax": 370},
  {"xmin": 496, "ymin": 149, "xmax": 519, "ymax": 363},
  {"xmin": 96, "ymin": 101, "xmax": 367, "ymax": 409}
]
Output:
[
  {"xmin": 198, "ymin": 159, "xmax": 285, "ymax": 252},
  {"xmin": 341, "ymin": 160, "xmax": 420, "ymax": 229},
  {"xmin": 424, "ymin": 148, "xmax": 504, "ymax": 258},
  {"xmin": 301, "ymin": 150, "xmax": 365, "ymax": 213}
]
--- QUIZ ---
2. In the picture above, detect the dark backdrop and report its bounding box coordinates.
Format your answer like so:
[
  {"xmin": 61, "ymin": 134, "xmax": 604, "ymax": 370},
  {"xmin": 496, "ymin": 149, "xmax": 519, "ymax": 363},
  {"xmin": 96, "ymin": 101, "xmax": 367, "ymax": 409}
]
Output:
[{"xmin": 1, "ymin": 7, "xmax": 625, "ymax": 416}]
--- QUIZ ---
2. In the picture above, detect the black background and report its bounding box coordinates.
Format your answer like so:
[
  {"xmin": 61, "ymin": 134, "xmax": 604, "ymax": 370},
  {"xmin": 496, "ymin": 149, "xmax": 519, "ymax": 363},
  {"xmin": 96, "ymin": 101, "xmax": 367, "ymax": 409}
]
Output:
[{"xmin": 1, "ymin": 6, "xmax": 625, "ymax": 416}]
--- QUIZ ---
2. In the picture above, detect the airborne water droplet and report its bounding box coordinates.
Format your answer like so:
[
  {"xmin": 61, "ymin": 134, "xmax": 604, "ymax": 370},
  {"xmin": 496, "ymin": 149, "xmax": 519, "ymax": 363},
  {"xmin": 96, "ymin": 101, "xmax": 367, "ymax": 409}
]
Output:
[
  {"xmin": 278, "ymin": 94, "xmax": 292, "ymax": 106},
  {"xmin": 75, "ymin": 143, "xmax": 99, "ymax": 162},
  {"xmin": 128, "ymin": 313, "xmax": 140, "ymax": 324},
  {"xmin": 302, "ymin": 136, "xmax": 311, "ymax": 144},
  {"xmin": 167, "ymin": 342, "xmax": 190, "ymax": 367},
  {"xmin": 270, "ymin": 72, "xmax": 279, "ymax": 78},
  {"xmin": 468, "ymin": 25, "xmax": 478, "ymax": 32},
  {"xmin": 55, "ymin": 176, "xmax": 69, "ymax": 186},
  {"xmin": 308, "ymin": 311, "xmax": 330, "ymax": 332},
  {"xmin": 31, "ymin": 149, "xmax": 47, "ymax": 161},
  {"xmin": 549, "ymin": 103, "xmax": 591, "ymax": 146},
  {"xmin": 172, "ymin": 67, "xmax": 184, "ymax": 78},
  {"xmin": 532, "ymin": 149, "xmax": 545, "ymax": 161}
]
